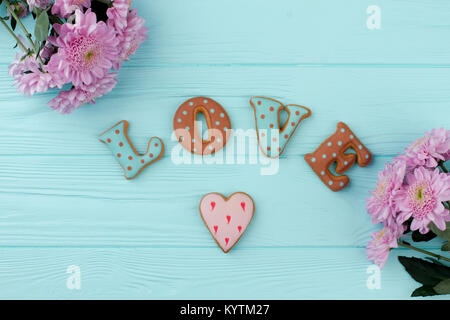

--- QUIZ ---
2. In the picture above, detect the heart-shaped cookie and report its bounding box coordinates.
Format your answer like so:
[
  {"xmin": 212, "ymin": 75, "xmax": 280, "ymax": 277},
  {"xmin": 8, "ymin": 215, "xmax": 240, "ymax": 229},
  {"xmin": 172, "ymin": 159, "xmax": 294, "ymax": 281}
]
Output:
[{"xmin": 199, "ymin": 192, "xmax": 255, "ymax": 253}]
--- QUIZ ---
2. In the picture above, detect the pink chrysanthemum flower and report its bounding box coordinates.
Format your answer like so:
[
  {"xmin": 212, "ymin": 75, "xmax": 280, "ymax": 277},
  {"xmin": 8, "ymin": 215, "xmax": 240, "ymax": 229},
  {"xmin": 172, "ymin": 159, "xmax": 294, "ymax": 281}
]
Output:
[
  {"xmin": 9, "ymin": 42, "xmax": 63, "ymax": 96},
  {"xmin": 395, "ymin": 167, "xmax": 450, "ymax": 234},
  {"xmin": 8, "ymin": 2, "xmax": 28, "ymax": 18},
  {"xmin": 397, "ymin": 128, "xmax": 450, "ymax": 169},
  {"xmin": 110, "ymin": 8, "xmax": 147, "ymax": 70},
  {"xmin": 367, "ymin": 224, "xmax": 404, "ymax": 269},
  {"xmin": 47, "ymin": 9, "xmax": 119, "ymax": 87},
  {"xmin": 107, "ymin": 0, "xmax": 132, "ymax": 31},
  {"xmin": 27, "ymin": 0, "xmax": 52, "ymax": 11},
  {"xmin": 51, "ymin": 0, "xmax": 91, "ymax": 18},
  {"xmin": 429, "ymin": 128, "xmax": 450, "ymax": 162},
  {"xmin": 13, "ymin": 67, "xmax": 61, "ymax": 96},
  {"xmin": 366, "ymin": 159, "xmax": 406, "ymax": 226},
  {"xmin": 48, "ymin": 73, "xmax": 117, "ymax": 114}
]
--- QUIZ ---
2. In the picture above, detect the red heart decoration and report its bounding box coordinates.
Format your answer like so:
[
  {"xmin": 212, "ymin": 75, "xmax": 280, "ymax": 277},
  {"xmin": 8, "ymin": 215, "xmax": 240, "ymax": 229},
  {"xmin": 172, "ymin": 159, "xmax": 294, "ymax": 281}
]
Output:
[{"xmin": 199, "ymin": 192, "xmax": 255, "ymax": 253}]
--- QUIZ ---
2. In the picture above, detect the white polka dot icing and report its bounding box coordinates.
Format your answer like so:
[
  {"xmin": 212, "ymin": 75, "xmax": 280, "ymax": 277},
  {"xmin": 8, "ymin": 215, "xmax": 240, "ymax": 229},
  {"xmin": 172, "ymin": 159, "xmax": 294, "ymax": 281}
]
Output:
[
  {"xmin": 304, "ymin": 122, "xmax": 372, "ymax": 192},
  {"xmin": 173, "ymin": 97, "xmax": 232, "ymax": 156},
  {"xmin": 99, "ymin": 120, "xmax": 164, "ymax": 180},
  {"xmin": 250, "ymin": 96, "xmax": 311, "ymax": 158}
]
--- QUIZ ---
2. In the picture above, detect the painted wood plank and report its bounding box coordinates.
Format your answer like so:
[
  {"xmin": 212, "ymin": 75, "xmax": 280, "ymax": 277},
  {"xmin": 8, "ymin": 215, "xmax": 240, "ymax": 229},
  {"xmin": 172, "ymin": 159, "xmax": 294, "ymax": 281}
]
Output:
[
  {"xmin": 1, "ymin": 0, "xmax": 450, "ymax": 65},
  {"xmin": 0, "ymin": 0, "xmax": 448, "ymax": 300},
  {"xmin": 0, "ymin": 155, "xmax": 446, "ymax": 249},
  {"xmin": 0, "ymin": 247, "xmax": 446, "ymax": 299},
  {"xmin": 0, "ymin": 66, "xmax": 449, "ymax": 157}
]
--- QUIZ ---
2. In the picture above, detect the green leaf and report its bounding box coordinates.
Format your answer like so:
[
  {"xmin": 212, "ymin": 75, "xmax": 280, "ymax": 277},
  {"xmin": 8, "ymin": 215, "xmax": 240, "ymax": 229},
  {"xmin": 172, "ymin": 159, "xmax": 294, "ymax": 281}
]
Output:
[
  {"xmin": 442, "ymin": 242, "xmax": 449, "ymax": 252},
  {"xmin": 403, "ymin": 217, "xmax": 413, "ymax": 234},
  {"xmin": 34, "ymin": 10, "xmax": 49, "ymax": 43},
  {"xmin": 429, "ymin": 222, "xmax": 450, "ymax": 241},
  {"xmin": 434, "ymin": 279, "xmax": 450, "ymax": 295},
  {"xmin": 398, "ymin": 256, "xmax": 450, "ymax": 286},
  {"xmin": 411, "ymin": 285, "xmax": 438, "ymax": 297},
  {"xmin": 10, "ymin": 16, "xmax": 16, "ymax": 31},
  {"xmin": 412, "ymin": 230, "xmax": 437, "ymax": 242}
]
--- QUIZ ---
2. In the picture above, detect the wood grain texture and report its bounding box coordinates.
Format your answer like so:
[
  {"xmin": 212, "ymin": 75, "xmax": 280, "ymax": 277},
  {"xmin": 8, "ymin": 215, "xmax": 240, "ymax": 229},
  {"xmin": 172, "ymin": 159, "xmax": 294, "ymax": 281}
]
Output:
[
  {"xmin": 0, "ymin": 156, "xmax": 381, "ymax": 247},
  {"xmin": 0, "ymin": 155, "xmax": 444, "ymax": 249},
  {"xmin": 2, "ymin": 0, "xmax": 449, "ymax": 65},
  {"xmin": 0, "ymin": 0, "xmax": 448, "ymax": 299},
  {"xmin": 0, "ymin": 66, "xmax": 449, "ymax": 156},
  {"xmin": 0, "ymin": 248, "xmax": 447, "ymax": 300}
]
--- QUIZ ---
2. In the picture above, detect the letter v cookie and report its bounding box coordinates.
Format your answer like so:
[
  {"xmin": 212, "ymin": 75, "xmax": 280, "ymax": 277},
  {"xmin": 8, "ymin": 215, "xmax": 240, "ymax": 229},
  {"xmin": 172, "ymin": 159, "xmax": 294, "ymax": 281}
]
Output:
[
  {"xmin": 250, "ymin": 96, "xmax": 311, "ymax": 158},
  {"xmin": 99, "ymin": 120, "xmax": 164, "ymax": 180}
]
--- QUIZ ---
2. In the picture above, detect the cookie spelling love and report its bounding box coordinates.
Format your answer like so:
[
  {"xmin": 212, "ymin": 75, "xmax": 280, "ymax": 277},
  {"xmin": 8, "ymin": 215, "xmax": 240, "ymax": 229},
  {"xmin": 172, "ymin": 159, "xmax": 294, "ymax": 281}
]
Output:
[
  {"xmin": 2, "ymin": 0, "xmax": 449, "ymax": 297},
  {"xmin": 98, "ymin": 95, "xmax": 374, "ymax": 254}
]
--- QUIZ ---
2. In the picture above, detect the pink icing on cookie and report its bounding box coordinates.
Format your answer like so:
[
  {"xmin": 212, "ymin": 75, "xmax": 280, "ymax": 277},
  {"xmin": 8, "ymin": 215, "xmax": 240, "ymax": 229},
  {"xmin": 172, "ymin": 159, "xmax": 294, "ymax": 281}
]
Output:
[{"xmin": 199, "ymin": 192, "xmax": 255, "ymax": 253}]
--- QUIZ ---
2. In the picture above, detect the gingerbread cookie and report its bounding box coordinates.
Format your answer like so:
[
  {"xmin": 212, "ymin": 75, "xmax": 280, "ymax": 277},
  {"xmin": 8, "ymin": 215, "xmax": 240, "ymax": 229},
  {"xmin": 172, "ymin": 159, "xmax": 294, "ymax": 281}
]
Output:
[
  {"xmin": 199, "ymin": 192, "xmax": 255, "ymax": 253},
  {"xmin": 99, "ymin": 120, "xmax": 164, "ymax": 180},
  {"xmin": 304, "ymin": 122, "xmax": 372, "ymax": 191},
  {"xmin": 173, "ymin": 97, "xmax": 232, "ymax": 155},
  {"xmin": 250, "ymin": 96, "xmax": 311, "ymax": 158}
]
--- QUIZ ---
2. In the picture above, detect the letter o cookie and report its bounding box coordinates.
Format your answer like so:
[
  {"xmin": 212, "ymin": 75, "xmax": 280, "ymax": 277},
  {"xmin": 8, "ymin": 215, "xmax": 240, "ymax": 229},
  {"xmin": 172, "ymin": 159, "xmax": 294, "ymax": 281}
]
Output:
[{"xmin": 173, "ymin": 97, "xmax": 232, "ymax": 155}]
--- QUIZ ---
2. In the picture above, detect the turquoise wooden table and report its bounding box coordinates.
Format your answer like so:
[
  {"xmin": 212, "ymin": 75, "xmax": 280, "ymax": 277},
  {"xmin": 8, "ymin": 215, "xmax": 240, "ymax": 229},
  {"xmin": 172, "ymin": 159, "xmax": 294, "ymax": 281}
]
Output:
[{"xmin": 0, "ymin": 0, "xmax": 449, "ymax": 299}]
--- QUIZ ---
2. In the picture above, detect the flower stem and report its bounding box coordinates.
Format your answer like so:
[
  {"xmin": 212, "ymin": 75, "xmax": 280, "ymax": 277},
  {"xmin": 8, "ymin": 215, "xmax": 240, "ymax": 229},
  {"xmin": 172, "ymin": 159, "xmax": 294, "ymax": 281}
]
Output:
[
  {"xmin": 398, "ymin": 241, "xmax": 450, "ymax": 262},
  {"xmin": 3, "ymin": 0, "xmax": 44, "ymax": 65},
  {"xmin": 0, "ymin": 16, "xmax": 28, "ymax": 52}
]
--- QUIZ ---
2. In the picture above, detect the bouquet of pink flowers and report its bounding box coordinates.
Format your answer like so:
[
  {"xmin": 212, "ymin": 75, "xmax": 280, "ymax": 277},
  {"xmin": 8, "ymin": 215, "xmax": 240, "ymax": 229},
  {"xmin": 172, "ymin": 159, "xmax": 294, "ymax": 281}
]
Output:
[
  {"xmin": 366, "ymin": 128, "xmax": 450, "ymax": 296},
  {"xmin": 1, "ymin": 0, "xmax": 147, "ymax": 113}
]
